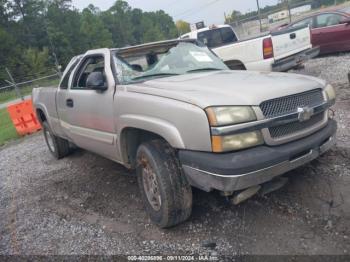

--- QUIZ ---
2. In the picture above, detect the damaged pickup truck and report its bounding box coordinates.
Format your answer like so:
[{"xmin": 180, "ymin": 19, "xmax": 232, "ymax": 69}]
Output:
[{"xmin": 33, "ymin": 39, "xmax": 337, "ymax": 228}]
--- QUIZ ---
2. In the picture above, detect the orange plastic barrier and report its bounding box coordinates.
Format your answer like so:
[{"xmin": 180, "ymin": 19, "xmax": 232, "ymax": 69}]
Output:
[{"xmin": 7, "ymin": 99, "xmax": 42, "ymax": 136}]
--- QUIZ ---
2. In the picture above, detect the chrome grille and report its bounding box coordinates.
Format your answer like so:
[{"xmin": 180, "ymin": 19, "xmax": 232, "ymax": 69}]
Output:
[
  {"xmin": 269, "ymin": 112, "xmax": 325, "ymax": 139},
  {"xmin": 260, "ymin": 89, "xmax": 324, "ymax": 118}
]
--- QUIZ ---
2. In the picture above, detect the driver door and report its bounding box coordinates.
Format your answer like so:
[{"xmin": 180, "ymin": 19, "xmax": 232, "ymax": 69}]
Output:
[{"xmin": 57, "ymin": 51, "xmax": 120, "ymax": 161}]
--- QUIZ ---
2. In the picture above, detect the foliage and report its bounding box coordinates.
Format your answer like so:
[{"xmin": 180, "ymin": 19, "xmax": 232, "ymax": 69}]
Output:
[
  {"xmin": 22, "ymin": 47, "xmax": 50, "ymax": 77},
  {"xmin": 0, "ymin": 108, "xmax": 19, "ymax": 146},
  {"xmin": 176, "ymin": 20, "xmax": 191, "ymax": 35},
  {"xmin": 0, "ymin": 0, "xmax": 178, "ymax": 86},
  {"xmin": 225, "ymin": 10, "xmax": 242, "ymax": 24}
]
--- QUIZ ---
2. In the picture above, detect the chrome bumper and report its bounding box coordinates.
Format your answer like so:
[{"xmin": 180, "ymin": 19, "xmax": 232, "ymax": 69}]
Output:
[{"xmin": 182, "ymin": 136, "xmax": 335, "ymax": 192}]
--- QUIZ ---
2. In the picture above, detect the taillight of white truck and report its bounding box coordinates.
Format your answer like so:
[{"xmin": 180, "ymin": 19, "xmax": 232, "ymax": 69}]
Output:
[{"xmin": 263, "ymin": 37, "xmax": 274, "ymax": 59}]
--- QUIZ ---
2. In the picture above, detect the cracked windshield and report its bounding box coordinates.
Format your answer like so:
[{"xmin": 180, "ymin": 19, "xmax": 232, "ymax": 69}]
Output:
[{"xmin": 113, "ymin": 42, "xmax": 228, "ymax": 84}]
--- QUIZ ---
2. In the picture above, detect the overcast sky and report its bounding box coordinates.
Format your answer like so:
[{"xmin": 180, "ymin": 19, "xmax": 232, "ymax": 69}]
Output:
[{"xmin": 72, "ymin": 0, "xmax": 279, "ymax": 24}]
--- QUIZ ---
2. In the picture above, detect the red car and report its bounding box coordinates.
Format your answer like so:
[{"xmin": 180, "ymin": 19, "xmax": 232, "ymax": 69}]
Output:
[{"xmin": 280, "ymin": 11, "xmax": 350, "ymax": 55}]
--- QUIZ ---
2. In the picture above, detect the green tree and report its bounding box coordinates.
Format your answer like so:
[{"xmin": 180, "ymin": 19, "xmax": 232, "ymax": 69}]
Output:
[
  {"xmin": 0, "ymin": 26, "xmax": 21, "ymax": 85},
  {"xmin": 45, "ymin": 0, "xmax": 82, "ymax": 66},
  {"xmin": 176, "ymin": 20, "xmax": 191, "ymax": 35},
  {"xmin": 22, "ymin": 47, "xmax": 50, "ymax": 76},
  {"xmin": 225, "ymin": 10, "xmax": 242, "ymax": 23},
  {"xmin": 102, "ymin": 0, "xmax": 135, "ymax": 47},
  {"xmin": 0, "ymin": 0, "xmax": 180, "ymax": 85},
  {"xmin": 80, "ymin": 6, "xmax": 113, "ymax": 50}
]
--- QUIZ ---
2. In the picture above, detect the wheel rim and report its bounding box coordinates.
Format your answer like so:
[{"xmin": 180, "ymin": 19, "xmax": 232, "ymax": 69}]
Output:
[
  {"xmin": 45, "ymin": 130, "xmax": 55, "ymax": 153},
  {"xmin": 140, "ymin": 155, "xmax": 161, "ymax": 211}
]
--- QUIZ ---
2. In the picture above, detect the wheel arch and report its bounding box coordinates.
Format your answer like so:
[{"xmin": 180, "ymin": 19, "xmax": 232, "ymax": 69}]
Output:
[
  {"xmin": 225, "ymin": 60, "xmax": 247, "ymax": 70},
  {"xmin": 36, "ymin": 107, "xmax": 47, "ymax": 124},
  {"xmin": 118, "ymin": 116, "xmax": 185, "ymax": 168}
]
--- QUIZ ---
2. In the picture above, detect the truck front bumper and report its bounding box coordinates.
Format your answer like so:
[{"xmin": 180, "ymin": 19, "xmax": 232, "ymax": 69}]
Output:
[
  {"xmin": 272, "ymin": 46, "xmax": 320, "ymax": 72},
  {"xmin": 179, "ymin": 120, "xmax": 336, "ymax": 192}
]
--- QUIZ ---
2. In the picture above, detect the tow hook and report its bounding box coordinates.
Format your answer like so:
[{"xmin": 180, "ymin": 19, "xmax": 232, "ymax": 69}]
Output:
[{"xmin": 231, "ymin": 177, "xmax": 289, "ymax": 205}]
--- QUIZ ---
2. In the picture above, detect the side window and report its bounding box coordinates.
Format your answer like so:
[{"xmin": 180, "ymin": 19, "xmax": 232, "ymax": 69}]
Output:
[
  {"xmin": 198, "ymin": 28, "xmax": 237, "ymax": 48},
  {"xmin": 198, "ymin": 29, "xmax": 222, "ymax": 48},
  {"xmin": 220, "ymin": 27, "xmax": 238, "ymax": 44},
  {"xmin": 72, "ymin": 56, "xmax": 105, "ymax": 89},
  {"xmin": 59, "ymin": 58, "xmax": 81, "ymax": 89},
  {"xmin": 315, "ymin": 14, "xmax": 342, "ymax": 28},
  {"xmin": 292, "ymin": 17, "xmax": 313, "ymax": 28}
]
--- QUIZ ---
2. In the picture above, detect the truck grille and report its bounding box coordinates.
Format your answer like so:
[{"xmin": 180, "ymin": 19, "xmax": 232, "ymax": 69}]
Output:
[
  {"xmin": 259, "ymin": 89, "xmax": 326, "ymax": 143},
  {"xmin": 269, "ymin": 112, "xmax": 325, "ymax": 139},
  {"xmin": 260, "ymin": 89, "xmax": 324, "ymax": 118}
]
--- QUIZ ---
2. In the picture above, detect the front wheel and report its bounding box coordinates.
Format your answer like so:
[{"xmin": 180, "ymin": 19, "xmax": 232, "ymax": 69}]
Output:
[
  {"xmin": 136, "ymin": 139, "xmax": 193, "ymax": 228},
  {"xmin": 43, "ymin": 121, "xmax": 70, "ymax": 159}
]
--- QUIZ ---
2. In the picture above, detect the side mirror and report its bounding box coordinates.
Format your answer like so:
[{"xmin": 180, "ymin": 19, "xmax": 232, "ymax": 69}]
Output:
[{"xmin": 86, "ymin": 72, "xmax": 107, "ymax": 91}]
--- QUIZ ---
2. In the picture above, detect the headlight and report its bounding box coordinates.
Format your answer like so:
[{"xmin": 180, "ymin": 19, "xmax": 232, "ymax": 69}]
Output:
[
  {"xmin": 206, "ymin": 106, "xmax": 257, "ymax": 126},
  {"xmin": 212, "ymin": 131, "xmax": 264, "ymax": 152},
  {"xmin": 325, "ymin": 84, "xmax": 336, "ymax": 104}
]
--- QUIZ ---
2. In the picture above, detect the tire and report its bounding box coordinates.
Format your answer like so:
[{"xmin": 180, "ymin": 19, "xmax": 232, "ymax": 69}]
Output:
[
  {"xmin": 136, "ymin": 139, "xmax": 192, "ymax": 228},
  {"xmin": 43, "ymin": 121, "xmax": 70, "ymax": 159}
]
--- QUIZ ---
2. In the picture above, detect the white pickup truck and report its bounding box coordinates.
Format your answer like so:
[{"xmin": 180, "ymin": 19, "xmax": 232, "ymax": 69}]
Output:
[{"xmin": 180, "ymin": 24, "xmax": 319, "ymax": 71}]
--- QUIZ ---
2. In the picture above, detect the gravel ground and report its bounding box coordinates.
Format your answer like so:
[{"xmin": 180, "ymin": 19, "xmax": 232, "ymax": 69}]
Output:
[
  {"xmin": 1, "ymin": 53, "xmax": 350, "ymax": 257},
  {"xmin": 290, "ymin": 52, "xmax": 350, "ymax": 86}
]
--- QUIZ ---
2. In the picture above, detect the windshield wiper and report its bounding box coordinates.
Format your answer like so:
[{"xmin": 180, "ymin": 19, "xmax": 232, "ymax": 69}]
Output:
[
  {"xmin": 187, "ymin": 68, "xmax": 223, "ymax": 73},
  {"xmin": 132, "ymin": 73, "xmax": 180, "ymax": 80}
]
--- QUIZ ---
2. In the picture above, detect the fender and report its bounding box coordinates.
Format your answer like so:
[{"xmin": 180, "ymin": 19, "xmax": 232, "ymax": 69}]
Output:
[{"xmin": 118, "ymin": 114, "xmax": 185, "ymax": 149}]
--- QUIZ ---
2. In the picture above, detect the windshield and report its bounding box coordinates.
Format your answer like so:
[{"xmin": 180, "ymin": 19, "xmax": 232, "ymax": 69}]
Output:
[{"xmin": 113, "ymin": 42, "xmax": 228, "ymax": 84}]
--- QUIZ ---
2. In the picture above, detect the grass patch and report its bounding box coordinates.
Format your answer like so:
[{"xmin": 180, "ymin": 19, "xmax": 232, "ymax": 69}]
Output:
[
  {"xmin": 0, "ymin": 108, "xmax": 19, "ymax": 146},
  {"xmin": 0, "ymin": 78, "xmax": 59, "ymax": 104}
]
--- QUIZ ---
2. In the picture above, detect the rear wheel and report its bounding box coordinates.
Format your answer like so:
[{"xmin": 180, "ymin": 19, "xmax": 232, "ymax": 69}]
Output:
[
  {"xmin": 43, "ymin": 121, "xmax": 70, "ymax": 159},
  {"xmin": 136, "ymin": 139, "xmax": 192, "ymax": 228}
]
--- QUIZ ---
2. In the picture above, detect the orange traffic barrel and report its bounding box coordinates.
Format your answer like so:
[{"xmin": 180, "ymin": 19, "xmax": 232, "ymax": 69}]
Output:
[{"xmin": 7, "ymin": 99, "xmax": 42, "ymax": 136}]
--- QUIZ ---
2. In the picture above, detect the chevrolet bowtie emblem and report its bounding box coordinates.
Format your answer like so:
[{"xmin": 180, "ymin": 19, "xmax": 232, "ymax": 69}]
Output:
[{"xmin": 297, "ymin": 107, "xmax": 314, "ymax": 122}]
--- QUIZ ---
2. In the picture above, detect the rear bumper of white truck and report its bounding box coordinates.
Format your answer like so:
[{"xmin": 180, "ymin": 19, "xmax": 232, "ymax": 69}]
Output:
[{"xmin": 272, "ymin": 47, "xmax": 320, "ymax": 72}]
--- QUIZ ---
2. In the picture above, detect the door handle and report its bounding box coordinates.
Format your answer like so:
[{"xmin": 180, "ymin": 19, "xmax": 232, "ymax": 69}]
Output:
[{"xmin": 66, "ymin": 99, "xmax": 74, "ymax": 108}]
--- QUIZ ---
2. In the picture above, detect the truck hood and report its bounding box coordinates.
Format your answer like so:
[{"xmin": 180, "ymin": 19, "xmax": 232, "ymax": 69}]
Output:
[{"xmin": 124, "ymin": 70, "xmax": 325, "ymax": 108}]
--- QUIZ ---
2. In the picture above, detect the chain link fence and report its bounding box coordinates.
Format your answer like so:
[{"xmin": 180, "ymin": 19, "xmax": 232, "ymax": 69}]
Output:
[
  {"xmin": 0, "ymin": 68, "xmax": 61, "ymax": 145},
  {"xmin": 0, "ymin": 68, "xmax": 60, "ymax": 106}
]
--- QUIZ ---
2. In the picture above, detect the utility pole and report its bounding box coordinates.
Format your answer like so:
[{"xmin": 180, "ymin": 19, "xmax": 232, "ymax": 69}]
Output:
[
  {"xmin": 256, "ymin": 0, "xmax": 262, "ymax": 33},
  {"xmin": 286, "ymin": 0, "xmax": 292, "ymax": 23}
]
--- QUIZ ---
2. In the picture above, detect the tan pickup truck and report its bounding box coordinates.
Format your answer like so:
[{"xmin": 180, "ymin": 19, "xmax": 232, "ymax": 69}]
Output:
[{"xmin": 33, "ymin": 39, "xmax": 337, "ymax": 228}]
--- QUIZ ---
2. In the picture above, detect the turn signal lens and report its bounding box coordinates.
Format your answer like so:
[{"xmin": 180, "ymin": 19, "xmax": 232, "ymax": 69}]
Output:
[{"xmin": 211, "ymin": 131, "xmax": 264, "ymax": 152}]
